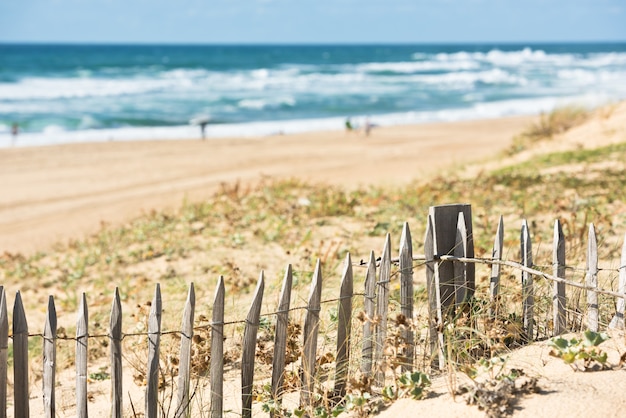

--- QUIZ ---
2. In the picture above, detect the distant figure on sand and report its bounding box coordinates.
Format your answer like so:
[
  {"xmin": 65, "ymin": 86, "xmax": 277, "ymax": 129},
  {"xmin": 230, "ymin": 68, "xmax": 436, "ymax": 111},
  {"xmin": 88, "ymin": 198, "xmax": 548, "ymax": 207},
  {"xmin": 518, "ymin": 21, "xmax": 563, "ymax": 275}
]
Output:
[
  {"xmin": 190, "ymin": 115, "xmax": 211, "ymax": 140},
  {"xmin": 345, "ymin": 118, "xmax": 353, "ymax": 134},
  {"xmin": 11, "ymin": 123, "xmax": 19, "ymax": 146},
  {"xmin": 364, "ymin": 117, "xmax": 372, "ymax": 136}
]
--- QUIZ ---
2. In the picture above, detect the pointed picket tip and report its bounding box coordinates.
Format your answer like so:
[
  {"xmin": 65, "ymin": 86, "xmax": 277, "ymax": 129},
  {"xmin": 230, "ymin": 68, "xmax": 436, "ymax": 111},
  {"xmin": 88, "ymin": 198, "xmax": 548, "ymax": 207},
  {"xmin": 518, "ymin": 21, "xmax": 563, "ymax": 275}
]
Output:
[
  {"xmin": 76, "ymin": 293, "xmax": 89, "ymax": 338},
  {"xmin": 110, "ymin": 287, "xmax": 122, "ymax": 334},
  {"xmin": 284, "ymin": 264, "xmax": 293, "ymax": 287},
  {"xmin": 187, "ymin": 282, "xmax": 196, "ymax": 307},
  {"xmin": 400, "ymin": 222, "xmax": 413, "ymax": 255},
  {"xmin": 368, "ymin": 250, "xmax": 376, "ymax": 267},
  {"xmin": 382, "ymin": 233, "xmax": 392, "ymax": 260},
  {"xmin": 588, "ymin": 223, "xmax": 597, "ymax": 247},
  {"xmin": 554, "ymin": 219, "xmax": 563, "ymax": 238},
  {"xmin": 246, "ymin": 272, "xmax": 265, "ymax": 321},
  {"xmin": 253, "ymin": 271, "xmax": 265, "ymax": 300},
  {"xmin": 492, "ymin": 216, "xmax": 504, "ymax": 259},
  {"xmin": 44, "ymin": 295, "xmax": 57, "ymax": 337},
  {"xmin": 339, "ymin": 253, "xmax": 354, "ymax": 298},
  {"xmin": 342, "ymin": 253, "xmax": 353, "ymax": 281},
  {"xmin": 521, "ymin": 219, "xmax": 532, "ymax": 264},
  {"xmin": 589, "ymin": 222, "xmax": 596, "ymax": 236},
  {"xmin": 309, "ymin": 259, "xmax": 323, "ymax": 301},
  {"xmin": 587, "ymin": 223, "xmax": 598, "ymax": 269},
  {"xmin": 364, "ymin": 251, "xmax": 376, "ymax": 304},
  {"xmin": 13, "ymin": 291, "xmax": 28, "ymax": 334},
  {"xmin": 521, "ymin": 220, "xmax": 530, "ymax": 239},
  {"xmin": 150, "ymin": 284, "xmax": 162, "ymax": 315},
  {"xmin": 425, "ymin": 214, "xmax": 434, "ymax": 259},
  {"xmin": 497, "ymin": 215, "xmax": 504, "ymax": 234},
  {"xmin": 0, "ymin": 288, "xmax": 7, "ymax": 331},
  {"xmin": 214, "ymin": 276, "xmax": 225, "ymax": 303},
  {"xmin": 279, "ymin": 265, "xmax": 293, "ymax": 306}
]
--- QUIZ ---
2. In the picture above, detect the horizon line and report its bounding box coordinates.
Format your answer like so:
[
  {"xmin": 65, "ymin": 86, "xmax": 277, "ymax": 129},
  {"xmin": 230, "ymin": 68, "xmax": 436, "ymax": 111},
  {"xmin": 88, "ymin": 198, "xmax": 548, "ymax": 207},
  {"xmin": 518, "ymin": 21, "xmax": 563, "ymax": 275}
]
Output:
[{"xmin": 2, "ymin": 40, "xmax": 626, "ymax": 47}]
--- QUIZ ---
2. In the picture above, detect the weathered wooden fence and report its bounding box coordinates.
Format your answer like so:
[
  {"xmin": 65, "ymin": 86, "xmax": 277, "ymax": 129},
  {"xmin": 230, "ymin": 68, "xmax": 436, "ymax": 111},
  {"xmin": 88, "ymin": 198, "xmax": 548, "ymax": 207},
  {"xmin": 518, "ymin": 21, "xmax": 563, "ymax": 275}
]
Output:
[{"xmin": 1, "ymin": 204, "xmax": 626, "ymax": 416}]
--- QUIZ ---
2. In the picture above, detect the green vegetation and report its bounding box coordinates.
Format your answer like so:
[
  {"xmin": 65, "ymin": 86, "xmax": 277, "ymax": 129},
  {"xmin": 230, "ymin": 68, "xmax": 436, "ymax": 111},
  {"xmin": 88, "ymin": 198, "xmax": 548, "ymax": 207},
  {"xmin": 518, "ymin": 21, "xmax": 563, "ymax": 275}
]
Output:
[{"xmin": 548, "ymin": 330, "xmax": 611, "ymax": 371}]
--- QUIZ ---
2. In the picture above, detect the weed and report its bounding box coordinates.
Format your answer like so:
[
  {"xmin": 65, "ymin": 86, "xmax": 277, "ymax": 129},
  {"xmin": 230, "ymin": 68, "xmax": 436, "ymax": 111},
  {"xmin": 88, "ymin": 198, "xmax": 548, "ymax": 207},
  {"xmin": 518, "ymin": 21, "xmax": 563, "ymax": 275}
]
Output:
[
  {"xmin": 457, "ymin": 357, "xmax": 539, "ymax": 417},
  {"xmin": 548, "ymin": 330, "xmax": 611, "ymax": 371}
]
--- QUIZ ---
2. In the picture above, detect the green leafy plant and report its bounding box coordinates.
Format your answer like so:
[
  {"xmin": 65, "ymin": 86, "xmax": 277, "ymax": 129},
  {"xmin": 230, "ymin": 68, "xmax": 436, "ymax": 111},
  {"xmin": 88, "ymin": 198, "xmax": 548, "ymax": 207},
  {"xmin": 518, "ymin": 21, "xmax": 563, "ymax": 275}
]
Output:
[
  {"xmin": 548, "ymin": 330, "xmax": 610, "ymax": 371},
  {"xmin": 382, "ymin": 371, "xmax": 431, "ymax": 402},
  {"xmin": 457, "ymin": 356, "xmax": 539, "ymax": 418}
]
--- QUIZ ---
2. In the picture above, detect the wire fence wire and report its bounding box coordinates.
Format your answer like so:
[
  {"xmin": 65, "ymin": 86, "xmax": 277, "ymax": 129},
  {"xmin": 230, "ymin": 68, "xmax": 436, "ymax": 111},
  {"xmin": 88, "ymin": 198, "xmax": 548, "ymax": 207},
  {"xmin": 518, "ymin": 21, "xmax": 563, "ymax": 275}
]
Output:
[{"xmin": 11, "ymin": 253, "xmax": 625, "ymax": 343}]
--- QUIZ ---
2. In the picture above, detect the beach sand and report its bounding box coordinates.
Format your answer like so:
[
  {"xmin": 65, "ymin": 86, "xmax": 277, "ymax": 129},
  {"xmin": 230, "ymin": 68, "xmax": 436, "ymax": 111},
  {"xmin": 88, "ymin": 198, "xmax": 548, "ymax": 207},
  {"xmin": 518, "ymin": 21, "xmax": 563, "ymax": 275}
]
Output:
[{"xmin": 0, "ymin": 115, "xmax": 535, "ymax": 255}]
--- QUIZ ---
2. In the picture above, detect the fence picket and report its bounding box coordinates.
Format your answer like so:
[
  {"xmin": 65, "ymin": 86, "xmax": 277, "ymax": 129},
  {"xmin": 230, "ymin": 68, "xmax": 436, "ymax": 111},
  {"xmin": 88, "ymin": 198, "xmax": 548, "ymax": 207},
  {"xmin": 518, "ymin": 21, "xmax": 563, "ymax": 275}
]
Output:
[
  {"xmin": 553, "ymin": 220, "xmax": 567, "ymax": 335},
  {"xmin": 13, "ymin": 291, "xmax": 29, "ymax": 418},
  {"xmin": 521, "ymin": 220, "xmax": 534, "ymax": 340},
  {"xmin": 399, "ymin": 223, "xmax": 414, "ymax": 372},
  {"xmin": 76, "ymin": 293, "xmax": 88, "ymax": 418},
  {"xmin": 425, "ymin": 215, "xmax": 445, "ymax": 368},
  {"xmin": 271, "ymin": 265, "xmax": 293, "ymax": 411},
  {"xmin": 361, "ymin": 251, "xmax": 377, "ymax": 376},
  {"xmin": 301, "ymin": 260, "xmax": 323, "ymax": 408},
  {"xmin": 175, "ymin": 283, "xmax": 195, "ymax": 417},
  {"xmin": 210, "ymin": 277, "xmax": 225, "ymax": 418},
  {"xmin": 587, "ymin": 223, "xmax": 599, "ymax": 332},
  {"xmin": 43, "ymin": 296, "xmax": 57, "ymax": 418},
  {"xmin": 334, "ymin": 253, "xmax": 353, "ymax": 398},
  {"xmin": 242, "ymin": 272, "xmax": 265, "ymax": 418},
  {"xmin": 110, "ymin": 288, "xmax": 123, "ymax": 418},
  {"xmin": 0, "ymin": 288, "xmax": 7, "ymax": 418},
  {"xmin": 374, "ymin": 234, "xmax": 391, "ymax": 385},
  {"xmin": 454, "ymin": 213, "xmax": 468, "ymax": 306},
  {"xmin": 146, "ymin": 284, "xmax": 162, "ymax": 418},
  {"xmin": 610, "ymin": 234, "xmax": 626, "ymax": 329},
  {"xmin": 490, "ymin": 216, "xmax": 504, "ymax": 316}
]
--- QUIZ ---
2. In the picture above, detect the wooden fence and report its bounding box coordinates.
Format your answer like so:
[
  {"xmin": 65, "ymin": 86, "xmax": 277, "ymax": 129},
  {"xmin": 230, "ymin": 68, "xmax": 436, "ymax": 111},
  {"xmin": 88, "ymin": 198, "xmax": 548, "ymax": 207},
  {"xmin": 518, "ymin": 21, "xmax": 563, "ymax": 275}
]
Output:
[{"xmin": 1, "ymin": 204, "xmax": 626, "ymax": 417}]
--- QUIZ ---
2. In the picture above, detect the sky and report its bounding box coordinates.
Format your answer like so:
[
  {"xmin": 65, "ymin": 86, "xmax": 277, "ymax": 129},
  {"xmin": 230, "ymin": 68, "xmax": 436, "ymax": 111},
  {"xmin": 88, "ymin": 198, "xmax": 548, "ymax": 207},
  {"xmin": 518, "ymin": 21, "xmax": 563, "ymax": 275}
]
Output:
[{"xmin": 0, "ymin": 0, "xmax": 625, "ymax": 44}]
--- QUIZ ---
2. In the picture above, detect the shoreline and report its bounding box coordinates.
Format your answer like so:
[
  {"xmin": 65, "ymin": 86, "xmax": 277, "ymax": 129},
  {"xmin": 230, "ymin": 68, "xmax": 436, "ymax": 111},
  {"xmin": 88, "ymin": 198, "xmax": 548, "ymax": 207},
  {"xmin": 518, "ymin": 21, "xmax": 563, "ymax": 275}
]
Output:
[{"xmin": 0, "ymin": 114, "xmax": 537, "ymax": 255}]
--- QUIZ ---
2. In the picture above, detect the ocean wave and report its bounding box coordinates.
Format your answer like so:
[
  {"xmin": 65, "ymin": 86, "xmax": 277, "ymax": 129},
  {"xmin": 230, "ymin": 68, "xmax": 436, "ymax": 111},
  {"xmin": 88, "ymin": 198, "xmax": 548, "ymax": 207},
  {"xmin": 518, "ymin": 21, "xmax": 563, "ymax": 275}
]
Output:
[
  {"xmin": 413, "ymin": 68, "xmax": 528, "ymax": 87},
  {"xmin": 3, "ymin": 94, "xmax": 610, "ymax": 149},
  {"xmin": 238, "ymin": 96, "xmax": 296, "ymax": 110},
  {"xmin": 0, "ymin": 76, "xmax": 186, "ymax": 100},
  {"xmin": 355, "ymin": 60, "xmax": 480, "ymax": 73}
]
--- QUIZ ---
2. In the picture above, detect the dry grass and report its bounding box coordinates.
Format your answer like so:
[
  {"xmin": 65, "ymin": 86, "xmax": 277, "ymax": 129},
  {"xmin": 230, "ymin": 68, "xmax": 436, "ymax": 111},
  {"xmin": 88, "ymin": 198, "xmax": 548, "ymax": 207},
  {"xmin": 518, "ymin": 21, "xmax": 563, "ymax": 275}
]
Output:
[
  {"xmin": 1, "ymin": 114, "xmax": 626, "ymax": 415},
  {"xmin": 506, "ymin": 106, "xmax": 590, "ymax": 155}
]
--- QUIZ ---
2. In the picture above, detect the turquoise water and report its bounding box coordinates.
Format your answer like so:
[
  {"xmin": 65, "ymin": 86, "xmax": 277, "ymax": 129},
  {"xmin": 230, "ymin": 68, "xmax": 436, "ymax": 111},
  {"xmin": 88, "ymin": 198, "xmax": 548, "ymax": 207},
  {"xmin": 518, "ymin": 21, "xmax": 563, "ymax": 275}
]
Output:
[{"xmin": 1, "ymin": 43, "xmax": 626, "ymax": 146}]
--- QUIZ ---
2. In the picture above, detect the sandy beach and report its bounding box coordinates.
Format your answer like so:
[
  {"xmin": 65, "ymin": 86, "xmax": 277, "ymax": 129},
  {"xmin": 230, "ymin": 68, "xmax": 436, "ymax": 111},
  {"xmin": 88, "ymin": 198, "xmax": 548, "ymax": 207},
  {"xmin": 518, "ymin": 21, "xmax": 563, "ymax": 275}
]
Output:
[{"xmin": 0, "ymin": 115, "xmax": 535, "ymax": 255}]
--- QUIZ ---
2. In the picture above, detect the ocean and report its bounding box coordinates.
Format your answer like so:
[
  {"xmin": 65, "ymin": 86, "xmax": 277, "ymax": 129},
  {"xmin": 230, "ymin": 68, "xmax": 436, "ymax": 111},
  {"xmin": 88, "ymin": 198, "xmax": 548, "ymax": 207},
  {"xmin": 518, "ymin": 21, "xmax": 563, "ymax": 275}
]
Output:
[{"xmin": 1, "ymin": 43, "xmax": 626, "ymax": 147}]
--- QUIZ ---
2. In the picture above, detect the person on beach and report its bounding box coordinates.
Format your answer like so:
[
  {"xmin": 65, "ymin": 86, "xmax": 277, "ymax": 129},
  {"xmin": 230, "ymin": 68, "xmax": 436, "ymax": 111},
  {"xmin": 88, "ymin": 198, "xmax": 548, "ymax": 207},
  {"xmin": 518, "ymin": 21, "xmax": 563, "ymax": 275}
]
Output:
[
  {"xmin": 200, "ymin": 121, "xmax": 208, "ymax": 140},
  {"xmin": 345, "ymin": 117, "xmax": 353, "ymax": 134},
  {"xmin": 364, "ymin": 117, "xmax": 372, "ymax": 136},
  {"xmin": 11, "ymin": 123, "xmax": 19, "ymax": 146}
]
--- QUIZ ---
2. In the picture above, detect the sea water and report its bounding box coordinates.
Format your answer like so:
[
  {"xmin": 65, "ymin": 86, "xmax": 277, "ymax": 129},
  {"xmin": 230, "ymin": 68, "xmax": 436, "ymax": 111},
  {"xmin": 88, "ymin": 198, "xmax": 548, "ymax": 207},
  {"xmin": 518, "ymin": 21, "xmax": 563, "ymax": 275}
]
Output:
[{"xmin": 1, "ymin": 43, "xmax": 626, "ymax": 147}]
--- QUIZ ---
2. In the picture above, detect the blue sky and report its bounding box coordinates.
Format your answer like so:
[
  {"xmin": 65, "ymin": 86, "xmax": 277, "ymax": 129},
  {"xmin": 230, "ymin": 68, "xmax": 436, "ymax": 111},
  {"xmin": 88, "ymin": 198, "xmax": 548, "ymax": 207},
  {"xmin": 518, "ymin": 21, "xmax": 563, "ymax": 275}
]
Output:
[{"xmin": 1, "ymin": 0, "xmax": 625, "ymax": 44}]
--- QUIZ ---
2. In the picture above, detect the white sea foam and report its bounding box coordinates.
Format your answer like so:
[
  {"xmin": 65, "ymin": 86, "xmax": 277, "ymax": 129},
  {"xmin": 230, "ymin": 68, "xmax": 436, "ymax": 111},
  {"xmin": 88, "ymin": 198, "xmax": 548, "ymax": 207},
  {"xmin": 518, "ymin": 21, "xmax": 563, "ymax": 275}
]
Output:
[
  {"xmin": 238, "ymin": 96, "xmax": 296, "ymax": 110},
  {"xmin": 3, "ymin": 94, "xmax": 613, "ymax": 149},
  {"xmin": 356, "ymin": 60, "xmax": 480, "ymax": 73},
  {"xmin": 413, "ymin": 68, "xmax": 527, "ymax": 87}
]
